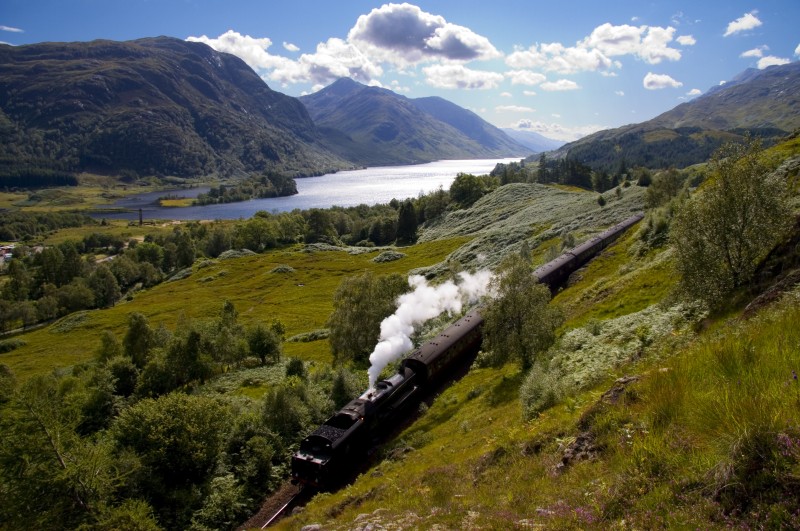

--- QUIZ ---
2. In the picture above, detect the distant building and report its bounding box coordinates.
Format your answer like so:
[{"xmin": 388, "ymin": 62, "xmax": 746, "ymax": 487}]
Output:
[{"xmin": 0, "ymin": 244, "xmax": 15, "ymax": 263}]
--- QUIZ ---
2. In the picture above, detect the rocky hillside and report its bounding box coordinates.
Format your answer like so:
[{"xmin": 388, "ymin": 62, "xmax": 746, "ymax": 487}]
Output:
[
  {"xmin": 547, "ymin": 61, "xmax": 800, "ymax": 170},
  {"xmin": 300, "ymin": 78, "xmax": 528, "ymax": 166},
  {"xmin": 0, "ymin": 37, "xmax": 348, "ymax": 180}
]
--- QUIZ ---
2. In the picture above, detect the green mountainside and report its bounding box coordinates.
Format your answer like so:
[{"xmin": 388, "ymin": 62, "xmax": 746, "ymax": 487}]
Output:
[
  {"xmin": 0, "ymin": 37, "xmax": 348, "ymax": 180},
  {"xmin": 547, "ymin": 61, "xmax": 800, "ymax": 171},
  {"xmin": 300, "ymin": 78, "xmax": 529, "ymax": 166}
]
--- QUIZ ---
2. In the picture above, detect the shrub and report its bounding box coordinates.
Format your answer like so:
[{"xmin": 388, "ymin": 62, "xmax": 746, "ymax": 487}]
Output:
[
  {"xmin": 0, "ymin": 338, "xmax": 26, "ymax": 353},
  {"xmin": 285, "ymin": 358, "xmax": 307, "ymax": 379},
  {"xmin": 217, "ymin": 249, "xmax": 257, "ymax": 260},
  {"xmin": 270, "ymin": 264, "xmax": 295, "ymax": 274},
  {"xmin": 286, "ymin": 329, "xmax": 329, "ymax": 343},
  {"xmin": 372, "ymin": 250, "xmax": 406, "ymax": 263},
  {"xmin": 520, "ymin": 363, "xmax": 565, "ymax": 419}
]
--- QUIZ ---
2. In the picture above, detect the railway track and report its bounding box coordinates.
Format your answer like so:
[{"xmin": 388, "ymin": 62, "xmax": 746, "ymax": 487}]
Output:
[{"xmin": 237, "ymin": 482, "xmax": 312, "ymax": 529}]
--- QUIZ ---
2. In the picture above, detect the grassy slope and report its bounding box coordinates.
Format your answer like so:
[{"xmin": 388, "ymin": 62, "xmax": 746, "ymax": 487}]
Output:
[
  {"xmin": 2, "ymin": 238, "xmax": 466, "ymax": 378},
  {"xmin": 273, "ymin": 146, "xmax": 800, "ymax": 529},
  {"xmin": 280, "ymin": 251, "xmax": 800, "ymax": 531},
  {"xmin": 416, "ymin": 182, "xmax": 644, "ymax": 275}
]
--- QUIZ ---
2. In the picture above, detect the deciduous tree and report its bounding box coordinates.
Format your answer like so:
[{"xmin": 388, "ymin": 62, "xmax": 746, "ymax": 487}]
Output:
[
  {"xmin": 327, "ymin": 272, "xmax": 408, "ymax": 366},
  {"xmin": 89, "ymin": 264, "xmax": 121, "ymax": 308},
  {"xmin": 124, "ymin": 312, "xmax": 155, "ymax": 369},
  {"xmin": 671, "ymin": 138, "xmax": 791, "ymax": 306},
  {"xmin": 482, "ymin": 253, "xmax": 563, "ymax": 371},
  {"xmin": 247, "ymin": 320, "xmax": 284, "ymax": 366}
]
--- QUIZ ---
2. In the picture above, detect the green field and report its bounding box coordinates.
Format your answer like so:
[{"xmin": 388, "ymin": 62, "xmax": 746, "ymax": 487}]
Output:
[{"xmin": 3, "ymin": 237, "xmax": 467, "ymax": 378}]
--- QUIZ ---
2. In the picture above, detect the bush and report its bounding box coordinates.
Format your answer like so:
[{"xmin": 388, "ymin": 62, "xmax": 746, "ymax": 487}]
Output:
[
  {"xmin": 286, "ymin": 329, "xmax": 329, "ymax": 343},
  {"xmin": 217, "ymin": 249, "xmax": 257, "ymax": 261},
  {"xmin": 166, "ymin": 267, "xmax": 193, "ymax": 282},
  {"xmin": 0, "ymin": 338, "xmax": 26, "ymax": 353},
  {"xmin": 372, "ymin": 250, "xmax": 406, "ymax": 263},
  {"xmin": 270, "ymin": 264, "xmax": 295, "ymax": 274},
  {"xmin": 520, "ymin": 363, "xmax": 565, "ymax": 419},
  {"xmin": 285, "ymin": 358, "xmax": 306, "ymax": 379}
]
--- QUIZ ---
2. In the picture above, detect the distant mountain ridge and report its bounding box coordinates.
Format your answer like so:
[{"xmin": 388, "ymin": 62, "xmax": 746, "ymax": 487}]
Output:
[
  {"xmin": 500, "ymin": 128, "xmax": 565, "ymax": 153},
  {"xmin": 300, "ymin": 78, "xmax": 529, "ymax": 166},
  {"xmin": 0, "ymin": 36, "xmax": 348, "ymax": 180},
  {"xmin": 546, "ymin": 61, "xmax": 800, "ymax": 170}
]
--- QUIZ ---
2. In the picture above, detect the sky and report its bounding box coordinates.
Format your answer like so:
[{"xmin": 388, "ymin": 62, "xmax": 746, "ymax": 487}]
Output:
[{"xmin": 2, "ymin": 1, "xmax": 799, "ymax": 141}]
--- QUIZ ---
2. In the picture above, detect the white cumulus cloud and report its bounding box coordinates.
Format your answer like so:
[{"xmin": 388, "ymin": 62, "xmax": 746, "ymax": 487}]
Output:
[
  {"xmin": 0, "ymin": 25, "xmax": 23, "ymax": 33},
  {"xmin": 724, "ymin": 13, "xmax": 762, "ymax": 37},
  {"xmin": 505, "ymin": 69, "xmax": 546, "ymax": 86},
  {"xmin": 500, "ymin": 91, "xmax": 512, "ymax": 97},
  {"xmin": 422, "ymin": 64, "xmax": 503, "ymax": 89},
  {"xmin": 643, "ymin": 72, "xmax": 683, "ymax": 90},
  {"xmin": 523, "ymin": 90, "xmax": 537, "ymax": 96},
  {"xmin": 282, "ymin": 42, "xmax": 299, "ymax": 52},
  {"xmin": 507, "ymin": 41, "xmax": 617, "ymax": 74},
  {"xmin": 757, "ymin": 56, "xmax": 790, "ymax": 69},
  {"xmin": 615, "ymin": 90, "xmax": 625, "ymax": 96},
  {"xmin": 348, "ymin": 3, "xmax": 500, "ymax": 66},
  {"xmin": 740, "ymin": 45, "xmax": 768, "ymax": 58},
  {"xmin": 686, "ymin": 88, "xmax": 702, "ymax": 96},
  {"xmin": 496, "ymin": 105, "xmax": 535, "ymax": 113},
  {"xmin": 512, "ymin": 119, "xmax": 607, "ymax": 142},
  {"xmin": 540, "ymin": 79, "xmax": 580, "ymax": 91},
  {"xmin": 507, "ymin": 21, "xmax": 683, "ymax": 78},
  {"xmin": 581, "ymin": 23, "xmax": 682, "ymax": 64},
  {"xmin": 187, "ymin": 30, "xmax": 383, "ymax": 86},
  {"xmin": 188, "ymin": 30, "xmax": 277, "ymax": 68}
]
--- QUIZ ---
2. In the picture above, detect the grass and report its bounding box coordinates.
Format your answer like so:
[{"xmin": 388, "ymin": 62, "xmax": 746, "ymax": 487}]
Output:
[
  {"xmin": 0, "ymin": 172, "xmax": 210, "ymax": 215},
  {"xmin": 158, "ymin": 198, "xmax": 194, "ymax": 207},
  {"xmin": 280, "ymin": 282, "xmax": 800, "ymax": 531},
  {"xmin": 2, "ymin": 237, "xmax": 467, "ymax": 379},
  {"xmin": 38, "ymin": 218, "xmax": 183, "ymax": 246},
  {"xmin": 553, "ymin": 227, "xmax": 679, "ymax": 328},
  {"xmin": 417, "ymin": 182, "xmax": 645, "ymax": 275}
]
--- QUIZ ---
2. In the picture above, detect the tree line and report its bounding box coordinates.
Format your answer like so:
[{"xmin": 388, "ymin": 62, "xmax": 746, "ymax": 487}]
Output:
[
  {"xmin": 192, "ymin": 172, "xmax": 298, "ymax": 205},
  {"xmin": 0, "ymin": 171, "xmax": 495, "ymax": 333},
  {"xmin": 491, "ymin": 155, "xmax": 656, "ymax": 193}
]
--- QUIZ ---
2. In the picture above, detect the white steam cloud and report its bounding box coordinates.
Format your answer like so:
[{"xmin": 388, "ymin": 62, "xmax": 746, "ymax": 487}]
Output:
[{"xmin": 367, "ymin": 271, "xmax": 493, "ymax": 389}]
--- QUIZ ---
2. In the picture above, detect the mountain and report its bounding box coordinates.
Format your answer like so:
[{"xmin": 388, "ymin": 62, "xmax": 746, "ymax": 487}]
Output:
[
  {"xmin": 300, "ymin": 78, "xmax": 529, "ymax": 166},
  {"xmin": 546, "ymin": 61, "xmax": 800, "ymax": 170},
  {"xmin": 0, "ymin": 37, "xmax": 347, "ymax": 181},
  {"xmin": 500, "ymin": 128, "xmax": 565, "ymax": 153},
  {"xmin": 410, "ymin": 96, "xmax": 528, "ymax": 154}
]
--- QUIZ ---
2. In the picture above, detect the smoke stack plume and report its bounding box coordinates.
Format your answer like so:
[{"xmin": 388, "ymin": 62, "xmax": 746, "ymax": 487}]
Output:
[{"xmin": 367, "ymin": 271, "xmax": 492, "ymax": 389}]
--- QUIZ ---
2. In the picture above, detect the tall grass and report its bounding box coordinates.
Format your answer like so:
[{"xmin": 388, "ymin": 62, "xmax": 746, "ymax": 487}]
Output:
[{"xmin": 637, "ymin": 290, "xmax": 800, "ymax": 523}]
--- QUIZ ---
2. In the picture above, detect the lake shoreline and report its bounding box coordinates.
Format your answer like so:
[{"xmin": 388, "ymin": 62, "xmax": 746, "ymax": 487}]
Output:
[{"xmin": 90, "ymin": 158, "xmax": 521, "ymax": 222}]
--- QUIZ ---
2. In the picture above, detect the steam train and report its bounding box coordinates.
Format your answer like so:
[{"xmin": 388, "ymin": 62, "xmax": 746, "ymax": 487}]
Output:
[{"xmin": 291, "ymin": 212, "xmax": 644, "ymax": 488}]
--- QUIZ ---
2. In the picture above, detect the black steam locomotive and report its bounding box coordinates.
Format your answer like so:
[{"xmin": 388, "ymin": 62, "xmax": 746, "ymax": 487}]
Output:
[{"xmin": 291, "ymin": 213, "xmax": 644, "ymax": 488}]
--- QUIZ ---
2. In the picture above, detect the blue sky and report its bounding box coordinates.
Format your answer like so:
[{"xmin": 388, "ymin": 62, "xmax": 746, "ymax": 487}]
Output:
[{"xmin": 2, "ymin": 1, "xmax": 798, "ymax": 140}]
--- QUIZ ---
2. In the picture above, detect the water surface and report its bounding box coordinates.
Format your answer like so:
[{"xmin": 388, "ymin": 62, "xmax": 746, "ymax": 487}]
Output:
[{"xmin": 96, "ymin": 158, "xmax": 520, "ymax": 221}]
